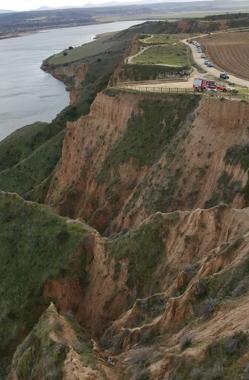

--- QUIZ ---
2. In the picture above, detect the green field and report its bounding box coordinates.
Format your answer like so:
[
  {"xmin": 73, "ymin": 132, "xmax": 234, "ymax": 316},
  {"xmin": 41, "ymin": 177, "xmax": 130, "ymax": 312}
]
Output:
[{"xmin": 132, "ymin": 43, "xmax": 191, "ymax": 67}]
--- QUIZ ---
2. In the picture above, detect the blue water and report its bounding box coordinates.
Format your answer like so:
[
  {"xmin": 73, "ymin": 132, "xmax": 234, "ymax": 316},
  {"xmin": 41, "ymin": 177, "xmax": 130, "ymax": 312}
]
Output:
[{"xmin": 0, "ymin": 20, "xmax": 143, "ymax": 140}]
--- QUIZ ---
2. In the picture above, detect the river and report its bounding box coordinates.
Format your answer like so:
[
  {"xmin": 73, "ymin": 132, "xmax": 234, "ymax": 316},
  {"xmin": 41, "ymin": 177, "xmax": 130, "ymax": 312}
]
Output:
[{"xmin": 0, "ymin": 20, "xmax": 143, "ymax": 141}]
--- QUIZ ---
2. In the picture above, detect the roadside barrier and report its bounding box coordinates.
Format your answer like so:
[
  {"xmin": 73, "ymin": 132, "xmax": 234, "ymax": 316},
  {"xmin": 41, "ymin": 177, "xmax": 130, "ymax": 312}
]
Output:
[{"xmin": 111, "ymin": 85, "xmax": 249, "ymax": 101}]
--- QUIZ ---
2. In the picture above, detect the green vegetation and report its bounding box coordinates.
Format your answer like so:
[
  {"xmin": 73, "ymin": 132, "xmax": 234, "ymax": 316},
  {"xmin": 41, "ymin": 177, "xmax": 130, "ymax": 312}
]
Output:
[
  {"xmin": 122, "ymin": 63, "xmax": 182, "ymax": 81},
  {"xmin": 47, "ymin": 33, "xmax": 117, "ymax": 66},
  {"xmin": 170, "ymin": 331, "xmax": 249, "ymax": 380},
  {"xmin": 98, "ymin": 94, "xmax": 199, "ymax": 183},
  {"xmin": 195, "ymin": 242, "xmax": 249, "ymax": 303},
  {"xmin": 13, "ymin": 306, "xmax": 69, "ymax": 380},
  {"xmin": 0, "ymin": 131, "xmax": 64, "ymax": 198},
  {"xmin": 0, "ymin": 104, "xmax": 85, "ymax": 202},
  {"xmin": 0, "ymin": 191, "xmax": 89, "ymax": 377},
  {"xmin": 225, "ymin": 144, "xmax": 249, "ymax": 171},
  {"xmin": 12, "ymin": 304, "xmax": 97, "ymax": 380},
  {"xmin": 205, "ymin": 171, "xmax": 242, "ymax": 208},
  {"xmin": 124, "ymin": 33, "xmax": 191, "ymax": 80},
  {"xmin": 109, "ymin": 213, "xmax": 166, "ymax": 295},
  {"xmin": 132, "ymin": 44, "xmax": 190, "ymax": 67},
  {"xmin": 224, "ymin": 144, "xmax": 249, "ymax": 204},
  {"xmin": 0, "ymin": 122, "xmax": 49, "ymax": 172},
  {"xmin": 140, "ymin": 34, "xmax": 187, "ymax": 45}
]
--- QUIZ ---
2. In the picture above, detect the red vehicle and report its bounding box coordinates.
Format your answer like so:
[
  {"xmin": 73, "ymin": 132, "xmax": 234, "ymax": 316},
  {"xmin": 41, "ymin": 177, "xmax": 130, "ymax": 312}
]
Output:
[
  {"xmin": 193, "ymin": 78, "xmax": 217, "ymax": 91},
  {"xmin": 193, "ymin": 78, "xmax": 228, "ymax": 92},
  {"xmin": 216, "ymin": 84, "xmax": 227, "ymax": 92}
]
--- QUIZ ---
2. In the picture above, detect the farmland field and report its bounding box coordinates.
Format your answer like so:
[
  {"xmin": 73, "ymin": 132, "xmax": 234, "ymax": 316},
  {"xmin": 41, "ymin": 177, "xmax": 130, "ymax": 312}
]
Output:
[{"xmin": 198, "ymin": 31, "xmax": 249, "ymax": 81}]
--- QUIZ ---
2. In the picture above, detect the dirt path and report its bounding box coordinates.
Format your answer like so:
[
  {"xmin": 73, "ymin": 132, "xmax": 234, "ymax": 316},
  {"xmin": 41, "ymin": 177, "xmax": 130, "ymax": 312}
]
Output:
[
  {"xmin": 117, "ymin": 68, "xmax": 198, "ymax": 92},
  {"xmin": 126, "ymin": 45, "xmax": 150, "ymax": 64}
]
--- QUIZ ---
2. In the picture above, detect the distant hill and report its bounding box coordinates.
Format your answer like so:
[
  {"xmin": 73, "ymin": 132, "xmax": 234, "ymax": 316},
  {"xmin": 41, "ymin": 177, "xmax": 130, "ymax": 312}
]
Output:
[
  {"xmin": 0, "ymin": 10, "xmax": 14, "ymax": 14},
  {"xmin": 37, "ymin": 6, "xmax": 53, "ymax": 11}
]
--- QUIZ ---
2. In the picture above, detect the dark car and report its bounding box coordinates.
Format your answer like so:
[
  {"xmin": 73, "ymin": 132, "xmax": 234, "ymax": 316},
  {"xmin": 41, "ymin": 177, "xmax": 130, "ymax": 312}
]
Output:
[{"xmin": 220, "ymin": 72, "xmax": 230, "ymax": 80}]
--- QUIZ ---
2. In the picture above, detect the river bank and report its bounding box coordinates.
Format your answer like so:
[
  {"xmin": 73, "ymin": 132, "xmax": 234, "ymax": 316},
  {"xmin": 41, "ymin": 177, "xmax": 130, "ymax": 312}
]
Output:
[{"xmin": 0, "ymin": 20, "xmax": 143, "ymax": 141}]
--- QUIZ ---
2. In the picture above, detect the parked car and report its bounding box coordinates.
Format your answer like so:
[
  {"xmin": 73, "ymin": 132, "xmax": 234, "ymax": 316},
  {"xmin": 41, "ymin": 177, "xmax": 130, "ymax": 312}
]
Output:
[
  {"xmin": 207, "ymin": 62, "xmax": 214, "ymax": 67},
  {"xmin": 220, "ymin": 72, "xmax": 230, "ymax": 80},
  {"xmin": 204, "ymin": 60, "xmax": 209, "ymax": 65},
  {"xmin": 216, "ymin": 84, "xmax": 227, "ymax": 92}
]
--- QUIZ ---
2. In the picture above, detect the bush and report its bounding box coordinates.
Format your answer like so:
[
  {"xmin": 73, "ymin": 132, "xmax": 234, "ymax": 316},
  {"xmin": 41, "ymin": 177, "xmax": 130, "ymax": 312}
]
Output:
[
  {"xmin": 133, "ymin": 368, "xmax": 150, "ymax": 380},
  {"xmin": 180, "ymin": 333, "xmax": 194, "ymax": 350},
  {"xmin": 199, "ymin": 298, "xmax": 218, "ymax": 319}
]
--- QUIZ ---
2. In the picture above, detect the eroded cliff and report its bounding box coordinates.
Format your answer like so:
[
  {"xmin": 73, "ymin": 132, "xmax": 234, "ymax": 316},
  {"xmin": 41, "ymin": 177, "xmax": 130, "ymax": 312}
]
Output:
[
  {"xmin": 4, "ymin": 193, "xmax": 249, "ymax": 379},
  {"xmin": 46, "ymin": 91, "xmax": 249, "ymax": 235}
]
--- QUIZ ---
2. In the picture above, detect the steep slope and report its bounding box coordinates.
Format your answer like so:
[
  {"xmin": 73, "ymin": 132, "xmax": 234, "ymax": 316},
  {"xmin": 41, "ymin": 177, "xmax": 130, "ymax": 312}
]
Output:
[
  {"xmin": 4, "ymin": 196, "xmax": 249, "ymax": 379},
  {"xmin": 46, "ymin": 92, "xmax": 249, "ymax": 235},
  {"xmin": 7, "ymin": 304, "xmax": 105, "ymax": 380},
  {"xmin": 0, "ymin": 191, "xmax": 94, "ymax": 377}
]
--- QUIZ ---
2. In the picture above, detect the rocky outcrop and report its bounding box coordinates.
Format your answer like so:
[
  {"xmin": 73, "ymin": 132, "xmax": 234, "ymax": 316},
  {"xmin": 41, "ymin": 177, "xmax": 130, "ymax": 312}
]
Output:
[
  {"xmin": 41, "ymin": 61, "xmax": 89, "ymax": 104},
  {"xmin": 7, "ymin": 303, "xmax": 106, "ymax": 380}
]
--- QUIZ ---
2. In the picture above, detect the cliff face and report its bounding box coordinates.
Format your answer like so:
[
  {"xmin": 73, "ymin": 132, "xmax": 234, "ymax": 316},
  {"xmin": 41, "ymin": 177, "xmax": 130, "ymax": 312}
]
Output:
[
  {"xmin": 46, "ymin": 90, "xmax": 144, "ymax": 233},
  {"xmin": 46, "ymin": 92, "xmax": 249, "ymax": 234},
  {"xmin": 42, "ymin": 61, "xmax": 89, "ymax": 105}
]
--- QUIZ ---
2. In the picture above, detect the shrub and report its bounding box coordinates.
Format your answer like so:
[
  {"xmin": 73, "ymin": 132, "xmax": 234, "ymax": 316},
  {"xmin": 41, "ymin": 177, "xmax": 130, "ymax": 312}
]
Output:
[
  {"xmin": 199, "ymin": 298, "xmax": 218, "ymax": 319},
  {"xmin": 180, "ymin": 333, "xmax": 194, "ymax": 350},
  {"xmin": 133, "ymin": 368, "xmax": 150, "ymax": 380}
]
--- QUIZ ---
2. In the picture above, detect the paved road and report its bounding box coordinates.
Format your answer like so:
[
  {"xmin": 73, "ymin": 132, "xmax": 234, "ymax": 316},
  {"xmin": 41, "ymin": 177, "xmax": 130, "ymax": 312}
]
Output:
[{"xmin": 184, "ymin": 37, "xmax": 249, "ymax": 89}]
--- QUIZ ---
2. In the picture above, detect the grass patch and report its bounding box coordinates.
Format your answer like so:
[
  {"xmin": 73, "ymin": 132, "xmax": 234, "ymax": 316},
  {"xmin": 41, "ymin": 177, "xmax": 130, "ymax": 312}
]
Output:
[
  {"xmin": 0, "ymin": 191, "xmax": 89, "ymax": 377},
  {"xmin": 133, "ymin": 44, "xmax": 191, "ymax": 67},
  {"xmin": 0, "ymin": 104, "xmax": 86, "ymax": 202},
  {"xmin": 97, "ymin": 94, "xmax": 199, "ymax": 183},
  {"xmin": 13, "ymin": 306, "xmax": 69, "ymax": 380},
  {"xmin": 108, "ymin": 213, "xmax": 166, "ymax": 295},
  {"xmin": 225, "ymin": 144, "xmax": 249, "ymax": 171},
  {"xmin": 122, "ymin": 63, "xmax": 184, "ymax": 81},
  {"xmin": 0, "ymin": 122, "xmax": 49, "ymax": 172},
  {"xmin": 170, "ymin": 332, "xmax": 249, "ymax": 380},
  {"xmin": 205, "ymin": 171, "xmax": 242, "ymax": 208},
  {"xmin": 47, "ymin": 33, "xmax": 117, "ymax": 66},
  {"xmin": 140, "ymin": 34, "xmax": 187, "ymax": 45},
  {"xmin": 0, "ymin": 131, "xmax": 64, "ymax": 198}
]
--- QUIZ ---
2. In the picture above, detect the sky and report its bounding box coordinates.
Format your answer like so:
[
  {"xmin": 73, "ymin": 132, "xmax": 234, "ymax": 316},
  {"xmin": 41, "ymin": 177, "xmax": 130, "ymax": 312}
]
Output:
[{"xmin": 0, "ymin": 0, "xmax": 207, "ymax": 12}]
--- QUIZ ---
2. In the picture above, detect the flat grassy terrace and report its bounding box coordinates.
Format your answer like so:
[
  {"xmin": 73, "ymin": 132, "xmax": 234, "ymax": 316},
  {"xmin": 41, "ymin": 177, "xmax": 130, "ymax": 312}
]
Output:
[
  {"xmin": 47, "ymin": 32, "xmax": 117, "ymax": 65},
  {"xmin": 140, "ymin": 33, "xmax": 188, "ymax": 45},
  {"xmin": 132, "ymin": 43, "xmax": 191, "ymax": 67}
]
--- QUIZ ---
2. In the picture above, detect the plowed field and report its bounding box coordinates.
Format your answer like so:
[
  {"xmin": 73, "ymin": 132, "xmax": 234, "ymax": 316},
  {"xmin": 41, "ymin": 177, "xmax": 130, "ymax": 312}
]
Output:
[{"xmin": 198, "ymin": 31, "xmax": 249, "ymax": 81}]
